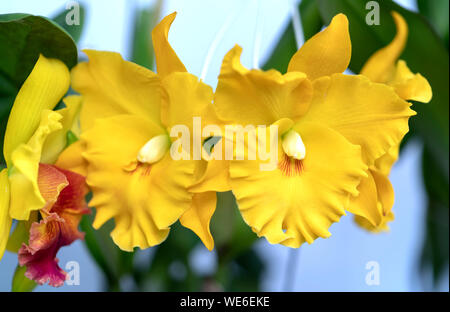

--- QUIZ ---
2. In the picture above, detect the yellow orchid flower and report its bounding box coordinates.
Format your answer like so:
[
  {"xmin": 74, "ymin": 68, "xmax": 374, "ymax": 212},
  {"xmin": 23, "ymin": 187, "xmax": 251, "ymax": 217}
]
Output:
[
  {"xmin": 0, "ymin": 54, "xmax": 90, "ymax": 287},
  {"xmin": 68, "ymin": 12, "xmax": 218, "ymax": 251},
  {"xmin": 350, "ymin": 12, "xmax": 432, "ymax": 232},
  {"xmin": 204, "ymin": 13, "xmax": 415, "ymax": 248},
  {"xmin": 1, "ymin": 54, "xmax": 70, "ymax": 259}
]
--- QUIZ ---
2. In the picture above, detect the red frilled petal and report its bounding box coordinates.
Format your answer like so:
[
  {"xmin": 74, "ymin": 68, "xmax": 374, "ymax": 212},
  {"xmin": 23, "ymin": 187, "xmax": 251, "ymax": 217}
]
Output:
[
  {"xmin": 18, "ymin": 164, "xmax": 89, "ymax": 287},
  {"xmin": 48, "ymin": 166, "xmax": 90, "ymax": 217},
  {"xmin": 18, "ymin": 213, "xmax": 67, "ymax": 287}
]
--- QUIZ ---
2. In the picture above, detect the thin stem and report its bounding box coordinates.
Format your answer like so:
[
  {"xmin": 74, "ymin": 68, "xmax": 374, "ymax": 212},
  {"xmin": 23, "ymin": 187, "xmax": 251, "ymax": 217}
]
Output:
[
  {"xmin": 252, "ymin": 0, "xmax": 264, "ymax": 69},
  {"xmin": 290, "ymin": 0, "xmax": 303, "ymax": 49},
  {"xmin": 200, "ymin": 12, "xmax": 235, "ymax": 81},
  {"xmin": 284, "ymin": 248, "xmax": 300, "ymax": 291}
]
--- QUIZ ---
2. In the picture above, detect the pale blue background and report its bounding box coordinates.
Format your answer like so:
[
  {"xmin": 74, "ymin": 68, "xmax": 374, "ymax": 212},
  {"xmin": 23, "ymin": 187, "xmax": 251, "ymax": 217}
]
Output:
[{"xmin": 0, "ymin": 0, "xmax": 448, "ymax": 292}]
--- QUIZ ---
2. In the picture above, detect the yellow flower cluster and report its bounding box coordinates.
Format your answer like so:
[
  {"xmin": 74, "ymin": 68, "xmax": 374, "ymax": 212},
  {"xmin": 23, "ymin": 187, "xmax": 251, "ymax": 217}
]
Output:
[{"xmin": 0, "ymin": 11, "xmax": 431, "ymax": 267}]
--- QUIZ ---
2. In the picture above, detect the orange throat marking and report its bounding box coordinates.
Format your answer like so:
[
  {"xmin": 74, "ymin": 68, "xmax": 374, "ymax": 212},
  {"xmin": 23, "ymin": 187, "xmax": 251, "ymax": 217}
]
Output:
[
  {"xmin": 278, "ymin": 154, "xmax": 304, "ymax": 177},
  {"xmin": 124, "ymin": 161, "xmax": 152, "ymax": 177}
]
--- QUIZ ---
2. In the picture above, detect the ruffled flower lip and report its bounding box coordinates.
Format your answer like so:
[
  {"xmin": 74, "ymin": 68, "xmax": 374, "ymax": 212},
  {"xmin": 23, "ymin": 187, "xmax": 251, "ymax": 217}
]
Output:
[{"xmin": 18, "ymin": 164, "xmax": 89, "ymax": 287}]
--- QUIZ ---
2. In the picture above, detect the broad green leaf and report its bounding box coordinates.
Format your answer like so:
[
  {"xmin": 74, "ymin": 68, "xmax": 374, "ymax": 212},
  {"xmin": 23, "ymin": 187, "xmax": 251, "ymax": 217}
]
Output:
[
  {"xmin": 11, "ymin": 265, "xmax": 37, "ymax": 292},
  {"xmin": 417, "ymin": 0, "xmax": 449, "ymax": 46},
  {"xmin": 0, "ymin": 14, "xmax": 78, "ymax": 88},
  {"xmin": 52, "ymin": 4, "xmax": 86, "ymax": 43},
  {"xmin": 0, "ymin": 73, "xmax": 17, "ymax": 96}
]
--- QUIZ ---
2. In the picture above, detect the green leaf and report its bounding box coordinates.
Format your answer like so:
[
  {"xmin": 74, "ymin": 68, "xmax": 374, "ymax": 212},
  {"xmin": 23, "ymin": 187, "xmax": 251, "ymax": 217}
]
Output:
[
  {"xmin": 0, "ymin": 72, "xmax": 17, "ymax": 96},
  {"xmin": 262, "ymin": 22, "xmax": 297, "ymax": 72},
  {"xmin": 131, "ymin": 0, "xmax": 163, "ymax": 70},
  {"xmin": 212, "ymin": 192, "xmax": 259, "ymax": 268},
  {"xmin": 79, "ymin": 212, "xmax": 121, "ymax": 290},
  {"xmin": 417, "ymin": 0, "xmax": 449, "ymax": 46},
  {"xmin": 146, "ymin": 222, "xmax": 201, "ymax": 292},
  {"xmin": 421, "ymin": 147, "xmax": 449, "ymax": 286},
  {"xmin": 52, "ymin": 4, "xmax": 86, "ymax": 43},
  {"xmin": 0, "ymin": 14, "xmax": 78, "ymax": 88},
  {"xmin": 300, "ymin": 0, "xmax": 324, "ymax": 41},
  {"xmin": 66, "ymin": 130, "xmax": 79, "ymax": 147},
  {"xmin": 11, "ymin": 265, "xmax": 37, "ymax": 292},
  {"xmin": 211, "ymin": 192, "xmax": 237, "ymax": 247}
]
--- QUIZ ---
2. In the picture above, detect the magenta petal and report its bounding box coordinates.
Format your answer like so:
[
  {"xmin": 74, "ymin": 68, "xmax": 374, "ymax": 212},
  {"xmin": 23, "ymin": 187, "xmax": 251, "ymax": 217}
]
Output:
[{"xmin": 18, "ymin": 214, "xmax": 67, "ymax": 287}]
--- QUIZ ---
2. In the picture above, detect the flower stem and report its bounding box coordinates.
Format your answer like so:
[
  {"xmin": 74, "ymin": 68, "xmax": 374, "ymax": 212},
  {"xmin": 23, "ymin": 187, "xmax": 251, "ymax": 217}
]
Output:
[
  {"xmin": 290, "ymin": 0, "xmax": 303, "ymax": 49},
  {"xmin": 284, "ymin": 248, "xmax": 300, "ymax": 291}
]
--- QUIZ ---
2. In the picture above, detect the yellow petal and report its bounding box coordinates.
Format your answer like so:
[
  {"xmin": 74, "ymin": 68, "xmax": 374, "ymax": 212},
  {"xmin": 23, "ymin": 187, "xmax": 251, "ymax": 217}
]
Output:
[
  {"xmin": 189, "ymin": 135, "xmax": 232, "ymax": 193},
  {"xmin": 374, "ymin": 144, "xmax": 399, "ymax": 176},
  {"xmin": 190, "ymin": 158, "xmax": 232, "ymax": 193},
  {"xmin": 355, "ymin": 210, "xmax": 394, "ymax": 233},
  {"xmin": 360, "ymin": 12, "xmax": 408, "ymax": 83},
  {"xmin": 3, "ymin": 55, "xmax": 69, "ymax": 165},
  {"xmin": 372, "ymin": 169, "xmax": 395, "ymax": 216},
  {"xmin": 287, "ymin": 14, "xmax": 351, "ymax": 80},
  {"xmin": 82, "ymin": 115, "xmax": 194, "ymax": 251},
  {"xmin": 347, "ymin": 170, "xmax": 382, "ymax": 227},
  {"xmin": 389, "ymin": 60, "xmax": 432, "ymax": 103},
  {"xmin": 71, "ymin": 50, "xmax": 161, "ymax": 130},
  {"xmin": 8, "ymin": 110, "xmax": 63, "ymax": 220},
  {"xmin": 55, "ymin": 140, "xmax": 88, "ymax": 177},
  {"xmin": 41, "ymin": 95, "xmax": 83, "ymax": 164},
  {"xmin": 352, "ymin": 168, "xmax": 395, "ymax": 232},
  {"xmin": 0, "ymin": 169, "xmax": 12, "ymax": 260},
  {"xmin": 215, "ymin": 45, "xmax": 312, "ymax": 125},
  {"xmin": 152, "ymin": 12, "xmax": 187, "ymax": 78},
  {"xmin": 303, "ymin": 74, "xmax": 415, "ymax": 165},
  {"xmin": 161, "ymin": 72, "xmax": 213, "ymax": 130},
  {"xmin": 229, "ymin": 121, "xmax": 366, "ymax": 248},
  {"xmin": 180, "ymin": 191, "xmax": 217, "ymax": 251}
]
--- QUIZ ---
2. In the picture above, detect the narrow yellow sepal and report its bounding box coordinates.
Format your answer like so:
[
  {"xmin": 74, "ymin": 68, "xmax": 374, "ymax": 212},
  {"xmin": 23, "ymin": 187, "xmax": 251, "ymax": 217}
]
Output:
[
  {"xmin": 8, "ymin": 110, "xmax": 63, "ymax": 221},
  {"xmin": 3, "ymin": 55, "xmax": 69, "ymax": 166}
]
